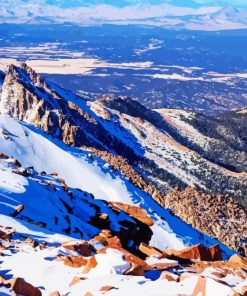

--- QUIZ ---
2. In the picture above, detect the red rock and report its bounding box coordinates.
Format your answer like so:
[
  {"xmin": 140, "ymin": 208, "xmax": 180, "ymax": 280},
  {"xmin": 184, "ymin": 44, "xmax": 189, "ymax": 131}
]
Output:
[
  {"xmin": 97, "ymin": 246, "xmax": 151, "ymax": 276},
  {"xmin": 160, "ymin": 271, "xmax": 179, "ymax": 282},
  {"xmin": 99, "ymin": 286, "xmax": 118, "ymax": 293},
  {"xmin": 164, "ymin": 244, "xmax": 222, "ymax": 261},
  {"xmin": 0, "ymin": 274, "xmax": 6, "ymax": 285},
  {"xmin": 228, "ymin": 254, "xmax": 247, "ymax": 268},
  {"xmin": 49, "ymin": 291, "xmax": 61, "ymax": 296},
  {"xmin": 0, "ymin": 152, "xmax": 9, "ymax": 159},
  {"xmin": 99, "ymin": 213, "xmax": 108, "ymax": 220},
  {"xmin": 61, "ymin": 256, "xmax": 87, "ymax": 268},
  {"xmin": 150, "ymin": 262, "xmax": 178, "ymax": 271},
  {"xmin": 84, "ymin": 292, "xmax": 94, "ymax": 296},
  {"xmin": 0, "ymin": 242, "xmax": 8, "ymax": 250},
  {"xmin": 81, "ymin": 256, "xmax": 98, "ymax": 274},
  {"xmin": 139, "ymin": 242, "xmax": 163, "ymax": 257},
  {"xmin": 179, "ymin": 272, "xmax": 194, "ymax": 282},
  {"xmin": 11, "ymin": 204, "xmax": 24, "ymax": 218},
  {"xmin": 241, "ymin": 286, "xmax": 247, "ymax": 296},
  {"xmin": 4, "ymin": 278, "xmax": 42, "ymax": 296},
  {"xmin": 91, "ymin": 231, "xmax": 122, "ymax": 249},
  {"xmin": 69, "ymin": 276, "xmax": 87, "ymax": 287},
  {"xmin": 106, "ymin": 236, "xmax": 122, "ymax": 248},
  {"xmin": 191, "ymin": 276, "xmax": 207, "ymax": 296},
  {"xmin": 109, "ymin": 202, "xmax": 154, "ymax": 226},
  {"xmin": 62, "ymin": 240, "xmax": 93, "ymax": 256}
]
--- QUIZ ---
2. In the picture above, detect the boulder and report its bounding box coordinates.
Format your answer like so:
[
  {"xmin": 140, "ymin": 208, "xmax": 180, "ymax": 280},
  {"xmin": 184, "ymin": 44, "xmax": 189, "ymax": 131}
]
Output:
[
  {"xmin": 139, "ymin": 242, "xmax": 163, "ymax": 257},
  {"xmin": 109, "ymin": 202, "xmax": 154, "ymax": 226},
  {"xmin": 61, "ymin": 256, "xmax": 87, "ymax": 268},
  {"xmin": 91, "ymin": 231, "xmax": 122, "ymax": 249},
  {"xmin": 164, "ymin": 244, "xmax": 222, "ymax": 261},
  {"xmin": 99, "ymin": 286, "xmax": 118, "ymax": 292},
  {"xmin": 62, "ymin": 240, "xmax": 93, "ymax": 256},
  {"xmin": 160, "ymin": 271, "xmax": 179, "ymax": 282},
  {"xmin": 228, "ymin": 254, "xmax": 247, "ymax": 268},
  {"xmin": 4, "ymin": 278, "xmax": 42, "ymax": 296}
]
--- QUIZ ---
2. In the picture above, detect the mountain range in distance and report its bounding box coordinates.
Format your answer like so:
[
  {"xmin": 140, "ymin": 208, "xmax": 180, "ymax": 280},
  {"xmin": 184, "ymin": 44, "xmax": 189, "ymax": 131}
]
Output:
[{"xmin": 0, "ymin": 0, "xmax": 247, "ymax": 30}]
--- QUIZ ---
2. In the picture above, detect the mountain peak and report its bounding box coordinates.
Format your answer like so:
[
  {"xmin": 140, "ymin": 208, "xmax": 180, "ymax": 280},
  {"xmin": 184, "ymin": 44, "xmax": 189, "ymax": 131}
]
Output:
[{"xmin": 6, "ymin": 63, "xmax": 43, "ymax": 86}]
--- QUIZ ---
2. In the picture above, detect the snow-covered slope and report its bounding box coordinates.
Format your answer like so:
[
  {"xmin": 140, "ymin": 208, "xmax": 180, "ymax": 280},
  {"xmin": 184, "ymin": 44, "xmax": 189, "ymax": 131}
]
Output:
[
  {"xmin": 1, "ymin": 63, "xmax": 246, "ymax": 209},
  {"xmin": 1, "ymin": 114, "xmax": 236, "ymax": 255},
  {"xmin": 0, "ymin": 150, "xmax": 246, "ymax": 296}
]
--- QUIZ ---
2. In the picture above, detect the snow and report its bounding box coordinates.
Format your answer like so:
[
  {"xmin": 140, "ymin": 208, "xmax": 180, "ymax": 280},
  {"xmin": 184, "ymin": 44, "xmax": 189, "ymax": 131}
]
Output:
[
  {"xmin": 81, "ymin": 248, "xmax": 131, "ymax": 278},
  {"xmin": 0, "ymin": 114, "xmax": 132, "ymax": 203},
  {"xmin": 0, "ymin": 113, "xmax": 235, "ymax": 257}
]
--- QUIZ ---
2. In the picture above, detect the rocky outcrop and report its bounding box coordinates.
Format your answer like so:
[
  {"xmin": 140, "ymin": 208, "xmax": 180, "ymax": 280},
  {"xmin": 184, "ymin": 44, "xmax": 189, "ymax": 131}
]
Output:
[
  {"xmin": 0, "ymin": 277, "xmax": 42, "ymax": 296},
  {"xmin": 109, "ymin": 202, "xmax": 154, "ymax": 226},
  {"xmin": 163, "ymin": 244, "xmax": 222, "ymax": 262},
  {"xmin": 165, "ymin": 187, "xmax": 247, "ymax": 256}
]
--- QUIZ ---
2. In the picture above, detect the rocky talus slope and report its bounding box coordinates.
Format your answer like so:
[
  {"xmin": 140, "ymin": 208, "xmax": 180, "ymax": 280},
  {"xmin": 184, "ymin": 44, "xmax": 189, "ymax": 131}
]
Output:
[
  {"xmin": 0, "ymin": 223, "xmax": 247, "ymax": 295},
  {"xmin": 165, "ymin": 187, "xmax": 247, "ymax": 256}
]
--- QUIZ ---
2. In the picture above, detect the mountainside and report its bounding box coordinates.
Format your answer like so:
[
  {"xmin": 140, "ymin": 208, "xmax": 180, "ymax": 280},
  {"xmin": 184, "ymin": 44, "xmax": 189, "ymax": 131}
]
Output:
[
  {"xmin": 0, "ymin": 63, "xmax": 247, "ymax": 295},
  {"xmin": 0, "ymin": 142, "xmax": 246, "ymax": 295},
  {"xmin": 1, "ymin": 63, "xmax": 247, "ymax": 210}
]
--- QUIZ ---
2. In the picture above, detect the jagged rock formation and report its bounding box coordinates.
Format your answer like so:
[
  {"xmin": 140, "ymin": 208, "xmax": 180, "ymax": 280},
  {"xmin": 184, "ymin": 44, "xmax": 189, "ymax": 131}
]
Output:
[{"xmin": 165, "ymin": 187, "xmax": 247, "ymax": 256}]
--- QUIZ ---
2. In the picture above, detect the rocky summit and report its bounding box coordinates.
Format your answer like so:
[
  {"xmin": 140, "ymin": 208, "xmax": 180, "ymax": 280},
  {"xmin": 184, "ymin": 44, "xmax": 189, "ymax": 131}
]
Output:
[{"xmin": 0, "ymin": 63, "xmax": 246, "ymax": 295}]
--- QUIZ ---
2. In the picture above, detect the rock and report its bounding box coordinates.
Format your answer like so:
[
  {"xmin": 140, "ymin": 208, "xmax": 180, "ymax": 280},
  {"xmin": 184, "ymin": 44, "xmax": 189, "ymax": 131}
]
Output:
[
  {"xmin": 164, "ymin": 244, "xmax": 222, "ymax": 262},
  {"xmin": 61, "ymin": 256, "xmax": 87, "ymax": 268},
  {"xmin": 13, "ymin": 158, "xmax": 22, "ymax": 167},
  {"xmin": 109, "ymin": 202, "xmax": 154, "ymax": 226},
  {"xmin": 0, "ymin": 152, "xmax": 9, "ymax": 159},
  {"xmin": 139, "ymin": 242, "xmax": 163, "ymax": 257},
  {"xmin": 165, "ymin": 188, "xmax": 247, "ymax": 256},
  {"xmin": 0, "ymin": 242, "xmax": 8, "ymax": 250},
  {"xmin": 62, "ymin": 240, "xmax": 93, "ymax": 256},
  {"xmin": 11, "ymin": 204, "xmax": 24, "ymax": 218},
  {"xmin": 228, "ymin": 254, "xmax": 247, "ymax": 268},
  {"xmin": 100, "ymin": 286, "xmax": 118, "ymax": 293},
  {"xmin": 99, "ymin": 213, "xmax": 108, "ymax": 220},
  {"xmin": 69, "ymin": 276, "xmax": 87, "ymax": 287},
  {"xmin": 0, "ymin": 273, "xmax": 6, "ymax": 284},
  {"xmin": 241, "ymin": 286, "xmax": 247, "ymax": 296},
  {"xmin": 25, "ymin": 237, "xmax": 38, "ymax": 248},
  {"xmin": 191, "ymin": 276, "xmax": 207, "ymax": 296},
  {"xmin": 49, "ymin": 291, "xmax": 61, "ymax": 296},
  {"xmin": 91, "ymin": 231, "xmax": 122, "ymax": 249},
  {"xmin": 81, "ymin": 256, "xmax": 98, "ymax": 274},
  {"xmin": 0, "ymin": 225, "xmax": 15, "ymax": 240},
  {"xmin": 84, "ymin": 292, "xmax": 94, "ymax": 296},
  {"xmin": 4, "ymin": 277, "xmax": 42, "ymax": 296},
  {"xmin": 160, "ymin": 271, "xmax": 179, "ymax": 282}
]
